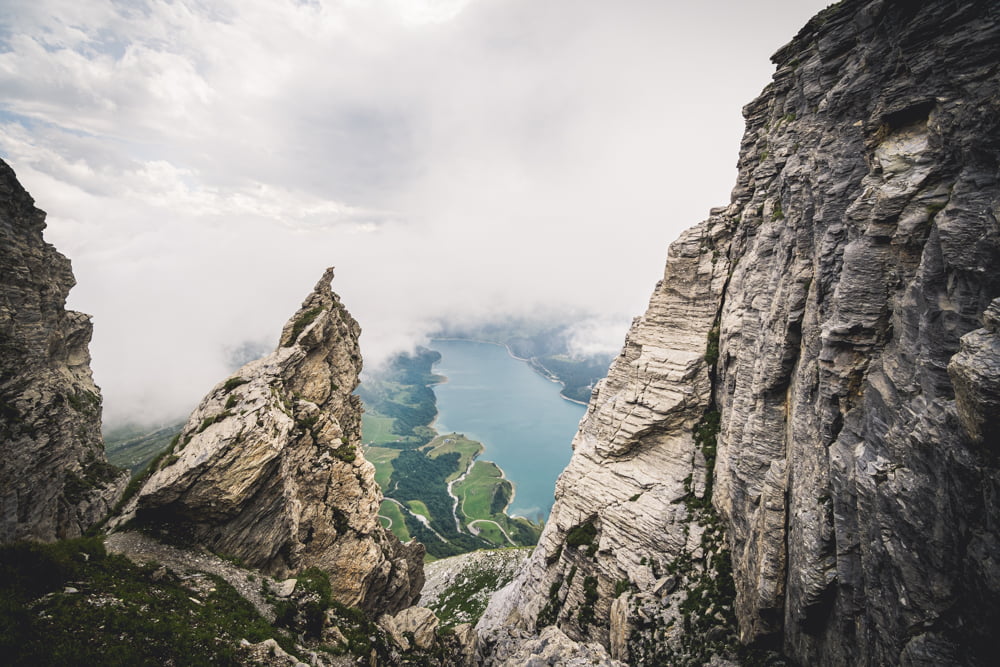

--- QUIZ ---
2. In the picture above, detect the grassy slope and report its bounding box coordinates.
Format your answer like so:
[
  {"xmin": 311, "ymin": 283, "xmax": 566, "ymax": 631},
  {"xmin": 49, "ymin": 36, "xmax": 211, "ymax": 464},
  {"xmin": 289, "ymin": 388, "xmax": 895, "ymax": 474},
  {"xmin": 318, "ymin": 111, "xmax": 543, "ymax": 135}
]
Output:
[
  {"xmin": 361, "ymin": 351, "xmax": 542, "ymax": 557},
  {"xmin": 378, "ymin": 500, "xmax": 411, "ymax": 543},
  {"xmin": 104, "ymin": 421, "xmax": 185, "ymax": 475},
  {"xmin": 454, "ymin": 460, "xmax": 507, "ymax": 520},
  {"xmin": 0, "ymin": 538, "xmax": 292, "ymax": 665},
  {"xmin": 364, "ymin": 445, "xmax": 400, "ymax": 489},
  {"xmin": 425, "ymin": 434, "xmax": 483, "ymax": 482},
  {"xmin": 0, "ymin": 537, "xmax": 457, "ymax": 665}
]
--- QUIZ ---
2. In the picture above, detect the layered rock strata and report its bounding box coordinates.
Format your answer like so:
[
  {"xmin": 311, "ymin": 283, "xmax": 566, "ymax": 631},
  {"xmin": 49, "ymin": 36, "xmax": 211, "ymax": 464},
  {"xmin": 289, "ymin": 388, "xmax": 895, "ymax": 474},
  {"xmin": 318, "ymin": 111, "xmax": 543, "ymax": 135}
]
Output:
[
  {"xmin": 0, "ymin": 159, "xmax": 128, "ymax": 543},
  {"xmin": 481, "ymin": 1, "xmax": 1000, "ymax": 665},
  {"xmin": 120, "ymin": 268, "xmax": 423, "ymax": 614}
]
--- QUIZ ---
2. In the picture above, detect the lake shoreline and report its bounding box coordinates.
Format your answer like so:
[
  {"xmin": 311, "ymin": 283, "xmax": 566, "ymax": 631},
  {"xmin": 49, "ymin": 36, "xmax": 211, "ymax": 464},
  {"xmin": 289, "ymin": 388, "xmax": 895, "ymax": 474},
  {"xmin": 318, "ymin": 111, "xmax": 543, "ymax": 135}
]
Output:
[
  {"xmin": 430, "ymin": 336, "xmax": 589, "ymax": 406},
  {"xmin": 428, "ymin": 338, "xmax": 584, "ymax": 521}
]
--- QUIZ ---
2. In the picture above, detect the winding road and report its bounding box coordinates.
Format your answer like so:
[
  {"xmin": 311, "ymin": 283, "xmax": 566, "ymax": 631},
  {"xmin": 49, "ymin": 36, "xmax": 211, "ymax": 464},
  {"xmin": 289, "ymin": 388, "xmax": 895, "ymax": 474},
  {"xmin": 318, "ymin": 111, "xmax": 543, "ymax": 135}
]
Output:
[{"xmin": 467, "ymin": 519, "xmax": 517, "ymax": 547}]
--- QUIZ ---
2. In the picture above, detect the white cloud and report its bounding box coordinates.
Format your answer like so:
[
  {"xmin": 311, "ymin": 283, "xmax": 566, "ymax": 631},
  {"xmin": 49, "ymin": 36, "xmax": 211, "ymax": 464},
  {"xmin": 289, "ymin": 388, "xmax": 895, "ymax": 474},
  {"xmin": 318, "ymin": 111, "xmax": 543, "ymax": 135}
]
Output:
[{"xmin": 0, "ymin": 0, "xmax": 831, "ymax": 424}]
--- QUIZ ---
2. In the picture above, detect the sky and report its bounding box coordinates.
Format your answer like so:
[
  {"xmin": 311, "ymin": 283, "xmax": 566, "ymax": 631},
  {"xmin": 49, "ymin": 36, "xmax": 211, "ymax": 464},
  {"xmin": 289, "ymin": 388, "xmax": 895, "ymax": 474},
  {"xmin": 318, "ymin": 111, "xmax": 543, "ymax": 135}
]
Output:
[{"xmin": 0, "ymin": 0, "xmax": 830, "ymax": 425}]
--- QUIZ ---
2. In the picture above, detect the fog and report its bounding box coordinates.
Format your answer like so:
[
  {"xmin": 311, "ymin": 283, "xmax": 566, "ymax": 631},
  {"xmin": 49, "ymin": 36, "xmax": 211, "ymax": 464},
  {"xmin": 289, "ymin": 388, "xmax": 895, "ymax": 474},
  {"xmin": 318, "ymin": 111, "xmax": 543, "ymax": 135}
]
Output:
[{"xmin": 0, "ymin": 0, "xmax": 830, "ymax": 425}]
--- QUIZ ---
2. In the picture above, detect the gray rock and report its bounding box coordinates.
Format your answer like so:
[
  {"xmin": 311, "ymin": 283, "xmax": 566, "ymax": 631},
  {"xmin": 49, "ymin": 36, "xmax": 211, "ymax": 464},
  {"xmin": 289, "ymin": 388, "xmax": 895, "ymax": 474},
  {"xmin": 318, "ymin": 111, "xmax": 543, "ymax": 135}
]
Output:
[
  {"xmin": 116, "ymin": 268, "xmax": 423, "ymax": 614},
  {"xmin": 480, "ymin": 1, "xmax": 1000, "ymax": 665},
  {"xmin": 272, "ymin": 578, "xmax": 298, "ymax": 598},
  {"xmin": 0, "ymin": 158, "xmax": 128, "ymax": 543},
  {"xmin": 391, "ymin": 606, "xmax": 439, "ymax": 650}
]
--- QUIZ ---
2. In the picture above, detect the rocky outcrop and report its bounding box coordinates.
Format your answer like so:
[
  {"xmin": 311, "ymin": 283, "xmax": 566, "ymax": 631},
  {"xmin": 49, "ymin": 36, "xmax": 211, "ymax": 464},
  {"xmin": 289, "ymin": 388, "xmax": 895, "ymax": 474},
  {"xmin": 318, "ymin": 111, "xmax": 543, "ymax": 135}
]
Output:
[
  {"xmin": 481, "ymin": 1, "xmax": 1000, "ymax": 665},
  {"xmin": 478, "ymin": 217, "xmax": 736, "ymax": 665},
  {"xmin": 0, "ymin": 159, "xmax": 127, "ymax": 543},
  {"xmin": 118, "ymin": 268, "xmax": 423, "ymax": 614}
]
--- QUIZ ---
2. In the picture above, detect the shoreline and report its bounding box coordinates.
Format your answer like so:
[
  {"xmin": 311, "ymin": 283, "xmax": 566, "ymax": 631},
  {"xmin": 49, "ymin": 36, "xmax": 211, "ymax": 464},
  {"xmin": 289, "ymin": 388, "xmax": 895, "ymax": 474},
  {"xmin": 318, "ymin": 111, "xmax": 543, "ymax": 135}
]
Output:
[
  {"xmin": 426, "ymin": 337, "xmax": 571, "ymax": 524},
  {"xmin": 430, "ymin": 336, "xmax": 589, "ymax": 407}
]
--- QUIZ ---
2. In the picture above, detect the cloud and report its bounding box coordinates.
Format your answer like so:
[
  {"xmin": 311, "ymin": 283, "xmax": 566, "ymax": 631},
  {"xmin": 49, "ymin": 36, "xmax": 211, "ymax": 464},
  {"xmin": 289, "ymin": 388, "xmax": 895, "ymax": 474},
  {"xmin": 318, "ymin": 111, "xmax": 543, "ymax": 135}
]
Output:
[{"xmin": 0, "ymin": 0, "xmax": 830, "ymax": 424}]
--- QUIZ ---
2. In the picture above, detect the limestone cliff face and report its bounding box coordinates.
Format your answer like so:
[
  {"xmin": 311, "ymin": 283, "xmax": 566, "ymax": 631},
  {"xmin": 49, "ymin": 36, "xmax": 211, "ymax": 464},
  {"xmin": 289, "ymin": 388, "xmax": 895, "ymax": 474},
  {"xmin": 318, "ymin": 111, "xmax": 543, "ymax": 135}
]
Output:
[
  {"xmin": 481, "ymin": 1, "xmax": 1000, "ymax": 665},
  {"xmin": 121, "ymin": 268, "xmax": 423, "ymax": 614},
  {"xmin": 0, "ymin": 159, "xmax": 128, "ymax": 543}
]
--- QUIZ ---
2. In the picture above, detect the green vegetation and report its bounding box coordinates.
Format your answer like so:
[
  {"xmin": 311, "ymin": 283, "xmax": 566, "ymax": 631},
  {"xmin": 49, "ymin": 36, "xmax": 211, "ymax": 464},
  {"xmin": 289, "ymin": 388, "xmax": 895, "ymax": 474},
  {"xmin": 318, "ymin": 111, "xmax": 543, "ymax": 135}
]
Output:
[
  {"xmin": 926, "ymin": 200, "xmax": 948, "ymax": 216},
  {"xmin": 360, "ymin": 413, "xmax": 397, "ymax": 446},
  {"xmin": 378, "ymin": 500, "xmax": 411, "ymax": 543},
  {"xmin": 771, "ymin": 200, "xmax": 785, "ymax": 221},
  {"xmin": 426, "ymin": 435, "xmax": 483, "ymax": 482},
  {"xmin": 536, "ymin": 575, "xmax": 565, "ymax": 628},
  {"xmin": 365, "ymin": 446, "xmax": 400, "ymax": 488},
  {"xmin": 705, "ymin": 324, "xmax": 721, "ymax": 367},
  {"xmin": 565, "ymin": 519, "xmax": 597, "ymax": 548},
  {"xmin": 629, "ymin": 408, "xmax": 740, "ymax": 665},
  {"xmin": 62, "ymin": 453, "xmax": 124, "ymax": 505},
  {"xmin": 65, "ymin": 389, "xmax": 100, "ymax": 417},
  {"xmin": 221, "ymin": 377, "xmax": 249, "ymax": 393},
  {"xmin": 285, "ymin": 307, "xmax": 324, "ymax": 346},
  {"xmin": 197, "ymin": 411, "xmax": 232, "ymax": 433},
  {"xmin": 424, "ymin": 548, "xmax": 531, "ymax": 628},
  {"xmin": 454, "ymin": 461, "xmax": 507, "ymax": 519},
  {"xmin": 406, "ymin": 499, "xmax": 432, "ymax": 521},
  {"xmin": 0, "ymin": 537, "xmax": 294, "ymax": 665},
  {"xmin": 683, "ymin": 409, "xmax": 721, "ymax": 511},
  {"xmin": 332, "ymin": 443, "xmax": 357, "ymax": 463},
  {"xmin": 577, "ymin": 575, "xmax": 599, "ymax": 627},
  {"xmin": 356, "ymin": 349, "xmax": 442, "ymax": 448},
  {"xmin": 105, "ymin": 421, "xmax": 185, "ymax": 475},
  {"xmin": 358, "ymin": 349, "xmax": 542, "ymax": 558}
]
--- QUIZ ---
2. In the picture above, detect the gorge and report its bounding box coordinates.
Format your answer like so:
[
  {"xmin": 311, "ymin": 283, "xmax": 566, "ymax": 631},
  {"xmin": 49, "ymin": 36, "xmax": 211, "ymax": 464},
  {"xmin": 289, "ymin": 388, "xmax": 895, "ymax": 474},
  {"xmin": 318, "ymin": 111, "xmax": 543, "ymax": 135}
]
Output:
[{"xmin": 2, "ymin": 0, "xmax": 1000, "ymax": 665}]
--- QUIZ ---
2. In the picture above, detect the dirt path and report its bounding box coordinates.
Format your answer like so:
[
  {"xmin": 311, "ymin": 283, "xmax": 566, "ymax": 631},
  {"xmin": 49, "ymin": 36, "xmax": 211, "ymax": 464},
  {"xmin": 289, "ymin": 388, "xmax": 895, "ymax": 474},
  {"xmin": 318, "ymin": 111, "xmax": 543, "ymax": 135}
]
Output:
[
  {"xmin": 105, "ymin": 531, "xmax": 276, "ymax": 621},
  {"xmin": 467, "ymin": 519, "xmax": 516, "ymax": 547}
]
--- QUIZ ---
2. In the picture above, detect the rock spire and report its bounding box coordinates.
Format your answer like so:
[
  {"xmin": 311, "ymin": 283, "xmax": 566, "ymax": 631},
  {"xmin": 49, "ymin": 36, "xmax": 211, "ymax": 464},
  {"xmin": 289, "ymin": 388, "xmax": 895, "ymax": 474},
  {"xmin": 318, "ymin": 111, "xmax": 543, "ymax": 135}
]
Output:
[{"xmin": 121, "ymin": 268, "xmax": 424, "ymax": 614}]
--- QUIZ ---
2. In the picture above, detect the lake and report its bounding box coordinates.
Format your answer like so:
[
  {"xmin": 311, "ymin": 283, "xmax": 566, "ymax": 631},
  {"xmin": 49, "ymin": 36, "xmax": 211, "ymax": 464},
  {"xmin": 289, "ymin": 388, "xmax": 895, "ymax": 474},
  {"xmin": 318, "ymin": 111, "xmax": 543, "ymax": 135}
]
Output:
[{"xmin": 429, "ymin": 339, "xmax": 586, "ymax": 521}]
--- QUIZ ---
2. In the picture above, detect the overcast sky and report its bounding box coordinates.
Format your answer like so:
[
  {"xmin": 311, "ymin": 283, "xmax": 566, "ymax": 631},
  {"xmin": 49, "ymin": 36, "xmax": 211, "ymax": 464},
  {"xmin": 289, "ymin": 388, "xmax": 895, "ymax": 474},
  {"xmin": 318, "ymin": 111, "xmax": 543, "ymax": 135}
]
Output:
[{"xmin": 0, "ymin": 0, "xmax": 830, "ymax": 425}]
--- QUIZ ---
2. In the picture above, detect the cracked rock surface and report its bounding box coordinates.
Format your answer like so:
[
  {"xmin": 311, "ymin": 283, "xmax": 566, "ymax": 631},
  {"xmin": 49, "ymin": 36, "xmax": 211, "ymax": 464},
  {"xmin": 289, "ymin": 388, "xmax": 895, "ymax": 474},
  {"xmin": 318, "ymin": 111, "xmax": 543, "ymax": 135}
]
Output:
[
  {"xmin": 118, "ymin": 268, "xmax": 423, "ymax": 615},
  {"xmin": 0, "ymin": 158, "xmax": 127, "ymax": 543},
  {"xmin": 480, "ymin": 1, "xmax": 1000, "ymax": 665}
]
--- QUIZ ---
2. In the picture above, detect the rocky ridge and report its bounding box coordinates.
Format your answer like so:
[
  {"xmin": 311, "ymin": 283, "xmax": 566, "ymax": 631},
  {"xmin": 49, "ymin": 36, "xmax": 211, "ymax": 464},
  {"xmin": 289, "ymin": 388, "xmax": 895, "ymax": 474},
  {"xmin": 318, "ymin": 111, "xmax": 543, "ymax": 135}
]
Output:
[
  {"xmin": 115, "ymin": 268, "xmax": 423, "ymax": 615},
  {"xmin": 0, "ymin": 158, "xmax": 127, "ymax": 543},
  {"xmin": 480, "ymin": 1, "xmax": 1000, "ymax": 665}
]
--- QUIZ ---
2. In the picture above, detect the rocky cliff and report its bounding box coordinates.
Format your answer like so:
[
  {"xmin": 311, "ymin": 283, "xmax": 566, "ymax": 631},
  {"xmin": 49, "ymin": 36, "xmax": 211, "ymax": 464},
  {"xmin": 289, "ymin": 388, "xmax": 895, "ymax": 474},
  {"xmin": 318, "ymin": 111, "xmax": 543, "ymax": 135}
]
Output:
[
  {"xmin": 480, "ymin": 1, "xmax": 1000, "ymax": 665},
  {"xmin": 117, "ymin": 268, "xmax": 424, "ymax": 615},
  {"xmin": 0, "ymin": 159, "xmax": 128, "ymax": 543}
]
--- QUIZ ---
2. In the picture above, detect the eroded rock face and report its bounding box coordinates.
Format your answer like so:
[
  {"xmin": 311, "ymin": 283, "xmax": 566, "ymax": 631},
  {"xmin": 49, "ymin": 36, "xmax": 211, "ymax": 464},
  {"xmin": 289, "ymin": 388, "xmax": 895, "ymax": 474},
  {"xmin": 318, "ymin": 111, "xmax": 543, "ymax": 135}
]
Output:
[
  {"xmin": 481, "ymin": 1, "xmax": 1000, "ymax": 665},
  {"xmin": 121, "ymin": 268, "xmax": 423, "ymax": 614},
  {"xmin": 0, "ymin": 159, "xmax": 128, "ymax": 543},
  {"xmin": 478, "ymin": 217, "xmax": 736, "ymax": 665}
]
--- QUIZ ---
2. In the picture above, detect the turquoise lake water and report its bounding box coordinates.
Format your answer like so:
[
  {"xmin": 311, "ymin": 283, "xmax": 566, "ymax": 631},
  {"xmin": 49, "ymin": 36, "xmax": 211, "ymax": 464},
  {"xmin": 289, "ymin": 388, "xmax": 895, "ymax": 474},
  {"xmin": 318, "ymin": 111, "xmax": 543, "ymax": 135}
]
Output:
[{"xmin": 429, "ymin": 339, "xmax": 586, "ymax": 521}]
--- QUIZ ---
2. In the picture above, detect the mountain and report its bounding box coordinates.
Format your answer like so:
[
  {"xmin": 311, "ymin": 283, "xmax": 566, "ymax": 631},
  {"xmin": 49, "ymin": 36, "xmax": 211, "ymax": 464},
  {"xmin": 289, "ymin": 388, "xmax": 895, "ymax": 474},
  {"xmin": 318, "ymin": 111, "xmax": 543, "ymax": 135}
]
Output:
[
  {"xmin": 479, "ymin": 1, "xmax": 1000, "ymax": 665},
  {"xmin": 0, "ymin": 159, "xmax": 127, "ymax": 543},
  {"xmin": 114, "ymin": 268, "xmax": 425, "ymax": 614}
]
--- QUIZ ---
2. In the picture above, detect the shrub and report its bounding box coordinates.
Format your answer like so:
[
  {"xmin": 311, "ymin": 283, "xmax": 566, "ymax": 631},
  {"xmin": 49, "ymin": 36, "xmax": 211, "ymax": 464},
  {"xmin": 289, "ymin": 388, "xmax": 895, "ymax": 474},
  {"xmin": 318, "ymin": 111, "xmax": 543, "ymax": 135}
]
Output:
[
  {"xmin": 565, "ymin": 520, "xmax": 597, "ymax": 548},
  {"xmin": 285, "ymin": 307, "xmax": 324, "ymax": 346},
  {"xmin": 222, "ymin": 377, "xmax": 249, "ymax": 393}
]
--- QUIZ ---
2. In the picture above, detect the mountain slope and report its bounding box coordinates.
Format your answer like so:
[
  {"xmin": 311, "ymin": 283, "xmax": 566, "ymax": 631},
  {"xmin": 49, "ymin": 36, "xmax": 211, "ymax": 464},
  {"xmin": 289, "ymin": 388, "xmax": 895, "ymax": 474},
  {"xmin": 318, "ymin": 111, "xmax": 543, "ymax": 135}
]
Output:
[
  {"xmin": 480, "ymin": 1, "xmax": 1000, "ymax": 664},
  {"xmin": 0, "ymin": 159, "xmax": 127, "ymax": 543}
]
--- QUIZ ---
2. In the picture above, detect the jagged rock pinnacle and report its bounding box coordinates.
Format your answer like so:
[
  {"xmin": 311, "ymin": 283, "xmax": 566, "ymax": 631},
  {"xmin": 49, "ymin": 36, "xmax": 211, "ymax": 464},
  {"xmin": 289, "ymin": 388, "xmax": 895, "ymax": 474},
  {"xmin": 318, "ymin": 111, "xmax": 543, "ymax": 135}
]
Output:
[{"xmin": 119, "ymin": 267, "xmax": 423, "ymax": 614}]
